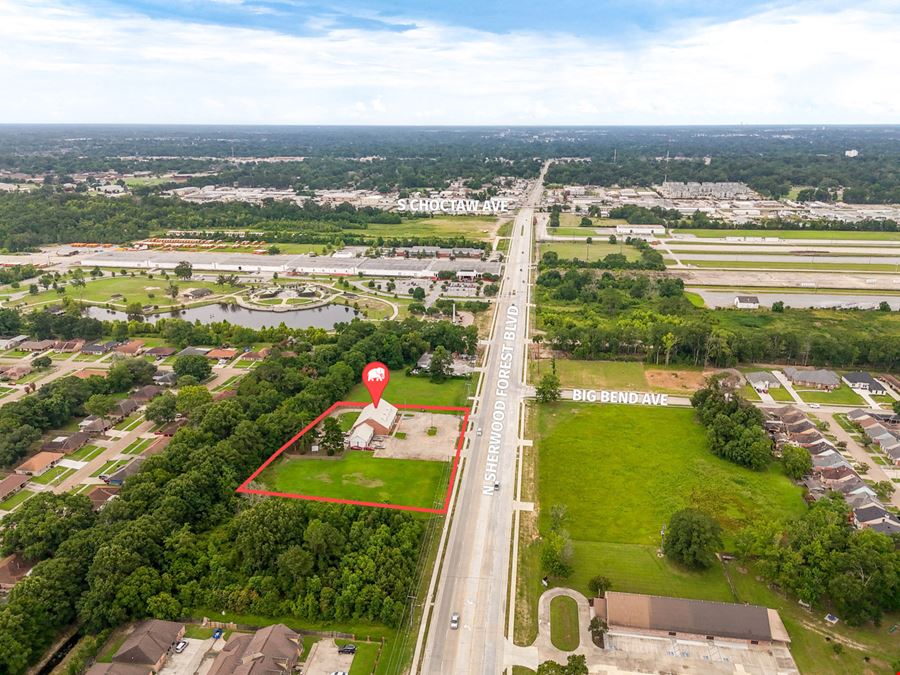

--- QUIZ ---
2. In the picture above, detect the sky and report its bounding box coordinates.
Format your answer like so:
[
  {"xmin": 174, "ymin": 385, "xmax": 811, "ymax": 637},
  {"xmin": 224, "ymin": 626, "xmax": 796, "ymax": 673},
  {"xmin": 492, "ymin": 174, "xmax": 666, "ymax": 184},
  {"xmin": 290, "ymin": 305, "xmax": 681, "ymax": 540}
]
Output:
[{"xmin": 0, "ymin": 0, "xmax": 897, "ymax": 125}]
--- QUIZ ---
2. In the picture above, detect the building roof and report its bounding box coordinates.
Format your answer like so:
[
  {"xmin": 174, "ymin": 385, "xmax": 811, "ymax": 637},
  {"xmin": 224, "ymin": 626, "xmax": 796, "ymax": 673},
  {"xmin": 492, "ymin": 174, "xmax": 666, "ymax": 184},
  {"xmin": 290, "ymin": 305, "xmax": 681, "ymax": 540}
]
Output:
[
  {"xmin": 207, "ymin": 624, "xmax": 300, "ymax": 675},
  {"xmin": 133, "ymin": 385, "xmax": 163, "ymax": 402},
  {"xmin": 842, "ymin": 371, "xmax": 882, "ymax": 387},
  {"xmin": 145, "ymin": 346, "xmax": 177, "ymax": 357},
  {"xmin": 598, "ymin": 591, "xmax": 788, "ymax": 643},
  {"xmin": 855, "ymin": 504, "xmax": 898, "ymax": 524},
  {"xmin": 42, "ymin": 431, "xmax": 91, "ymax": 453},
  {"xmin": 347, "ymin": 423, "xmax": 374, "ymax": 449},
  {"xmin": 745, "ymin": 371, "xmax": 776, "ymax": 385},
  {"xmin": 783, "ymin": 367, "xmax": 840, "ymax": 387},
  {"xmin": 112, "ymin": 619, "xmax": 184, "ymax": 666},
  {"xmin": 107, "ymin": 457, "xmax": 144, "ymax": 485},
  {"xmin": 0, "ymin": 473, "xmax": 30, "ymax": 500},
  {"xmin": 87, "ymin": 485, "xmax": 120, "ymax": 511},
  {"xmin": 86, "ymin": 664, "xmax": 151, "ymax": 675},
  {"xmin": 870, "ymin": 520, "xmax": 900, "ymax": 535},
  {"xmin": 847, "ymin": 408, "xmax": 871, "ymax": 421},
  {"xmin": 0, "ymin": 553, "xmax": 35, "ymax": 589},
  {"xmin": 176, "ymin": 346, "xmax": 210, "ymax": 357},
  {"xmin": 735, "ymin": 295, "xmax": 759, "ymax": 303},
  {"xmin": 115, "ymin": 340, "xmax": 145, "ymax": 354},
  {"xmin": 206, "ymin": 348, "xmax": 238, "ymax": 359},
  {"xmin": 353, "ymin": 399, "xmax": 399, "ymax": 432},
  {"xmin": 15, "ymin": 451, "xmax": 63, "ymax": 474}
]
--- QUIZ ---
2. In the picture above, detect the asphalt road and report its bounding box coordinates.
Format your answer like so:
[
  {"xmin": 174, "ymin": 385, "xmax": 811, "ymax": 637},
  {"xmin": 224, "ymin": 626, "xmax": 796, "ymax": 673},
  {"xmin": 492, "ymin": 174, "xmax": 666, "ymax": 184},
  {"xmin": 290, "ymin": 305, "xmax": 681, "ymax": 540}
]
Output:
[{"xmin": 415, "ymin": 169, "xmax": 543, "ymax": 674}]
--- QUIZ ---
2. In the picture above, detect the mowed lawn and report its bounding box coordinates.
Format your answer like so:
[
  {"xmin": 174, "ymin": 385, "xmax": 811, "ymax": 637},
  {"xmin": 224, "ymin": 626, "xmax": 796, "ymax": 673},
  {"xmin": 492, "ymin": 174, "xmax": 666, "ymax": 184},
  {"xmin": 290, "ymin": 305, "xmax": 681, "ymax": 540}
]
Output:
[
  {"xmin": 345, "ymin": 372, "xmax": 471, "ymax": 408},
  {"xmin": 795, "ymin": 383, "xmax": 865, "ymax": 405},
  {"xmin": 534, "ymin": 404, "xmax": 806, "ymax": 602},
  {"xmin": 540, "ymin": 242, "xmax": 639, "ymax": 262},
  {"xmin": 675, "ymin": 228, "xmax": 900, "ymax": 241},
  {"xmin": 348, "ymin": 215, "xmax": 498, "ymax": 241},
  {"xmin": 529, "ymin": 359, "xmax": 647, "ymax": 390},
  {"xmin": 260, "ymin": 451, "xmax": 449, "ymax": 509}
]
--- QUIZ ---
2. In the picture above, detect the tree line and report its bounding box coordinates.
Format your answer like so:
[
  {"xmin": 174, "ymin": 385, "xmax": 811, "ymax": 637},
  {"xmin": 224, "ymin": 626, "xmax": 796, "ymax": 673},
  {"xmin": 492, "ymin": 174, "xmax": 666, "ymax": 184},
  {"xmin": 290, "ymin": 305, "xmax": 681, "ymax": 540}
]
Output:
[
  {"xmin": 0, "ymin": 318, "xmax": 474, "ymax": 672},
  {"xmin": 691, "ymin": 380, "xmax": 772, "ymax": 470}
]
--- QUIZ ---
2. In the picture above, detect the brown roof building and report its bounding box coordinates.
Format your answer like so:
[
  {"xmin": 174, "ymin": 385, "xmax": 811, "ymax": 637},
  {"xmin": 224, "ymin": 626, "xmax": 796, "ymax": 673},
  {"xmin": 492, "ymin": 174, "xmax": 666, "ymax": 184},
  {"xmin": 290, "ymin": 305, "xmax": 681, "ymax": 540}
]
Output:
[
  {"xmin": 112, "ymin": 619, "xmax": 185, "ymax": 672},
  {"xmin": 207, "ymin": 624, "xmax": 302, "ymax": 675},
  {"xmin": 42, "ymin": 431, "xmax": 91, "ymax": 453},
  {"xmin": 0, "ymin": 552, "xmax": 35, "ymax": 591},
  {"xmin": 594, "ymin": 592, "xmax": 790, "ymax": 645},
  {"xmin": 206, "ymin": 348, "xmax": 239, "ymax": 360},
  {"xmin": 115, "ymin": 340, "xmax": 145, "ymax": 355},
  {"xmin": 0, "ymin": 473, "xmax": 30, "ymax": 502},
  {"xmin": 86, "ymin": 664, "xmax": 152, "ymax": 675},
  {"xmin": 15, "ymin": 451, "xmax": 64, "ymax": 476},
  {"xmin": 87, "ymin": 485, "xmax": 120, "ymax": 511}
]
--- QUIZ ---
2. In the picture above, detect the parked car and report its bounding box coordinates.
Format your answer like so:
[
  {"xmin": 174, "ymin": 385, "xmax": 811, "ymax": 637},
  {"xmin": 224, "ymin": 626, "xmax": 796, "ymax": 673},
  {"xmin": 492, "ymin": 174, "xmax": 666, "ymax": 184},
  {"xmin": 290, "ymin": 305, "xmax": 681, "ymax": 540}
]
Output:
[
  {"xmin": 809, "ymin": 403, "xmax": 821, "ymax": 409},
  {"xmin": 450, "ymin": 612, "xmax": 460, "ymax": 630},
  {"xmin": 476, "ymin": 427, "xmax": 482, "ymax": 437},
  {"xmin": 493, "ymin": 481, "xmax": 500, "ymax": 491},
  {"xmin": 212, "ymin": 628, "xmax": 223, "ymax": 640},
  {"xmin": 338, "ymin": 644, "xmax": 357, "ymax": 655},
  {"xmin": 174, "ymin": 640, "xmax": 188, "ymax": 654}
]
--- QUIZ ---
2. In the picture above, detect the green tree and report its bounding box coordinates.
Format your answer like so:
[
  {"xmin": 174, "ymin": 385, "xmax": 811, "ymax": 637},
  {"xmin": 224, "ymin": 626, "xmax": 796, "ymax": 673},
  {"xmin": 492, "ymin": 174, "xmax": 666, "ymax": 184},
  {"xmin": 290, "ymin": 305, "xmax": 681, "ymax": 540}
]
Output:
[
  {"xmin": 429, "ymin": 345, "xmax": 452, "ymax": 383},
  {"xmin": 31, "ymin": 355, "xmax": 51, "ymax": 369},
  {"xmin": 873, "ymin": 480, "xmax": 895, "ymax": 501},
  {"xmin": 84, "ymin": 393, "xmax": 117, "ymax": 418},
  {"xmin": 663, "ymin": 508, "xmax": 722, "ymax": 569},
  {"xmin": 319, "ymin": 417, "xmax": 344, "ymax": 456},
  {"xmin": 781, "ymin": 444, "xmax": 813, "ymax": 480},
  {"xmin": 0, "ymin": 493, "xmax": 94, "ymax": 562},
  {"xmin": 173, "ymin": 354, "xmax": 212, "ymax": 381},
  {"xmin": 772, "ymin": 300, "xmax": 785, "ymax": 312},
  {"xmin": 125, "ymin": 301, "xmax": 144, "ymax": 322},
  {"xmin": 537, "ymin": 655, "xmax": 588, "ymax": 675},
  {"xmin": 541, "ymin": 530, "xmax": 573, "ymax": 578},
  {"xmin": 536, "ymin": 372, "xmax": 561, "ymax": 403},
  {"xmin": 145, "ymin": 392, "xmax": 177, "ymax": 425},
  {"xmin": 176, "ymin": 385, "xmax": 212, "ymax": 416},
  {"xmin": 173, "ymin": 261, "xmax": 193, "ymax": 280},
  {"xmin": 587, "ymin": 575, "xmax": 612, "ymax": 597}
]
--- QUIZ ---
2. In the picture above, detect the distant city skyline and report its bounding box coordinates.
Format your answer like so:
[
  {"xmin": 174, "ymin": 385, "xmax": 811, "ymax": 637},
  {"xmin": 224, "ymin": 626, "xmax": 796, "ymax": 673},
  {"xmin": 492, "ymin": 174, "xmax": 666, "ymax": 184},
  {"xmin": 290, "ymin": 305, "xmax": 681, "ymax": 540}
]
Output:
[{"xmin": 1, "ymin": 0, "xmax": 897, "ymax": 125}]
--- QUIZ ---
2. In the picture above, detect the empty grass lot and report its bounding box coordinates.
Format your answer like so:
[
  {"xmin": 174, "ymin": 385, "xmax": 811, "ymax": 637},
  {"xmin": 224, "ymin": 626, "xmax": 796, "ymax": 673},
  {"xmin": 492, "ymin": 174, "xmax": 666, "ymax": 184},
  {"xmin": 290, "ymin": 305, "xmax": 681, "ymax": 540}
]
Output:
[
  {"xmin": 549, "ymin": 596, "xmax": 580, "ymax": 651},
  {"xmin": 534, "ymin": 404, "xmax": 806, "ymax": 603},
  {"xmin": 345, "ymin": 372, "xmax": 471, "ymax": 408},
  {"xmin": 529, "ymin": 359, "xmax": 647, "ymax": 390},
  {"xmin": 260, "ymin": 452, "xmax": 449, "ymax": 510},
  {"xmin": 540, "ymin": 241, "xmax": 639, "ymax": 262},
  {"xmin": 349, "ymin": 215, "xmax": 498, "ymax": 241},
  {"xmin": 687, "ymin": 260, "xmax": 899, "ymax": 272}
]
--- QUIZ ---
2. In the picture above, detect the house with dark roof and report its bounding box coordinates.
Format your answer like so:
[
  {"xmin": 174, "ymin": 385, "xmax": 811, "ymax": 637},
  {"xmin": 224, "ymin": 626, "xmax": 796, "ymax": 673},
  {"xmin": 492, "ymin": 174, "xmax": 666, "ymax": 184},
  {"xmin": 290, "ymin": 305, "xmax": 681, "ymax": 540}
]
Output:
[
  {"xmin": 783, "ymin": 367, "xmax": 840, "ymax": 390},
  {"xmin": 175, "ymin": 346, "xmax": 210, "ymax": 358},
  {"xmin": 115, "ymin": 340, "xmax": 145, "ymax": 356},
  {"xmin": 42, "ymin": 431, "xmax": 91, "ymax": 454},
  {"xmin": 842, "ymin": 371, "xmax": 887, "ymax": 395},
  {"xmin": 112, "ymin": 398, "xmax": 140, "ymax": 420},
  {"xmin": 181, "ymin": 287, "xmax": 213, "ymax": 300},
  {"xmin": 80, "ymin": 416, "xmax": 114, "ymax": 435},
  {"xmin": 207, "ymin": 624, "xmax": 301, "ymax": 675},
  {"xmin": 593, "ymin": 591, "xmax": 790, "ymax": 646},
  {"xmin": 745, "ymin": 371, "xmax": 780, "ymax": 392},
  {"xmin": 132, "ymin": 385, "xmax": 164, "ymax": 403},
  {"xmin": 82, "ymin": 341, "xmax": 118, "ymax": 355},
  {"xmin": 733, "ymin": 295, "xmax": 760, "ymax": 309},
  {"xmin": 86, "ymin": 664, "xmax": 151, "ymax": 675},
  {"xmin": 105, "ymin": 457, "xmax": 145, "ymax": 486},
  {"xmin": 854, "ymin": 504, "xmax": 900, "ymax": 530},
  {"xmin": 153, "ymin": 371, "xmax": 178, "ymax": 387},
  {"xmin": 145, "ymin": 346, "xmax": 177, "ymax": 359},
  {"xmin": 111, "ymin": 619, "xmax": 184, "ymax": 672},
  {"xmin": 19, "ymin": 339, "xmax": 56, "ymax": 352}
]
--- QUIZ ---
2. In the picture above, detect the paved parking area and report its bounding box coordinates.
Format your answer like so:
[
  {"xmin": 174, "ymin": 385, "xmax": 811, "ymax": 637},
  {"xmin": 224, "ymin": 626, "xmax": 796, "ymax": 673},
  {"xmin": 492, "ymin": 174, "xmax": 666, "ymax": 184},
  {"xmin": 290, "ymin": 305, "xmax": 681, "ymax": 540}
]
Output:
[
  {"xmin": 377, "ymin": 412, "xmax": 461, "ymax": 461},
  {"xmin": 303, "ymin": 638, "xmax": 354, "ymax": 675},
  {"xmin": 158, "ymin": 638, "xmax": 211, "ymax": 675}
]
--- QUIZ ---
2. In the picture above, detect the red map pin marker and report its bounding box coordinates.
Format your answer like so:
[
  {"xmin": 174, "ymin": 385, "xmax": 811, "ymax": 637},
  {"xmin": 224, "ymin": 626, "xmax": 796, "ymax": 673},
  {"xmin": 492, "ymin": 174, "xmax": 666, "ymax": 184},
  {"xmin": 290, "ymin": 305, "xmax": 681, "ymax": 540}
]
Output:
[{"xmin": 362, "ymin": 361, "xmax": 390, "ymax": 407}]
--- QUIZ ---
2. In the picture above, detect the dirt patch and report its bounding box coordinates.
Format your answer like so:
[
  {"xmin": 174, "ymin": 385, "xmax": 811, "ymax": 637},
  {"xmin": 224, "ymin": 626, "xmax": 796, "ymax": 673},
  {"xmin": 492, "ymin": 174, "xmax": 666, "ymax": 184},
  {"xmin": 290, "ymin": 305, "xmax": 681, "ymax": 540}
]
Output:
[
  {"xmin": 645, "ymin": 368, "xmax": 719, "ymax": 392},
  {"xmin": 375, "ymin": 412, "xmax": 461, "ymax": 461},
  {"xmin": 344, "ymin": 472, "xmax": 384, "ymax": 488}
]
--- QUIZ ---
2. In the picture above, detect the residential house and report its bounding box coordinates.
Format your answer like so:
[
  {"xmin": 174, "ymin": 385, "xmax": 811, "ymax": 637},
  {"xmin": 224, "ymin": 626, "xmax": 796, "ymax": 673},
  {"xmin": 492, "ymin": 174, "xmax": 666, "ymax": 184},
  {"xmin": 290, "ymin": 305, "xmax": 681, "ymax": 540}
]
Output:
[
  {"xmin": 41, "ymin": 431, "xmax": 91, "ymax": 453},
  {"xmin": 0, "ymin": 364, "xmax": 32, "ymax": 381},
  {"xmin": 86, "ymin": 664, "xmax": 151, "ymax": 675},
  {"xmin": 811, "ymin": 451, "xmax": 849, "ymax": 471},
  {"xmin": 175, "ymin": 346, "xmax": 209, "ymax": 358},
  {"xmin": 152, "ymin": 371, "xmax": 177, "ymax": 387},
  {"xmin": 854, "ymin": 504, "xmax": 900, "ymax": 530},
  {"xmin": 112, "ymin": 398, "xmax": 140, "ymax": 420},
  {"xmin": 842, "ymin": 371, "xmax": 887, "ymax": 395},
  {"xmin": 733, "ymin": 295, "xmax": 760, "ymax": 310},
  {"xmin": 105, "ymin": 458, "xmax": 145, "ymax": 486},
  {"xmin": 156, "ymin": 419, "xmax": 187, "ymax": 437},
  {"xmin": 82, "ymin": 341, "xmax": 118, "ymax": 355},
  {"xmin": 145, "ymin": 346, "xmax": 177, "ymax": 359},
  {"xmin": 80, "ymin": 415, "xmax": 114, "ymax": 435},
  {"xmin": 205, "ymin": 348, "xmax": 238, "ymax": 360},
  {"xmin": 870, "ymin": 520, "xmax": 900, "ymax": 536},
  {"xmin": 15, "ymin": 451, "xmax": 63, "ymax": 477},
  {"xmin": 132, "ymin": 385, "xmax": 163, "ymax": 404},
  {"xmin": 0, "ymin": 553, "xmax": 35, "ymax": 592},
  {"xmin": 783, "ymin": 367, "xmax": 840, "ymax": 390},
  {"xmin": 240, "ymin": 347, "xmax": 270, "ymax": 362},
  {"xmin": 207, "ymin": 623, "xmax": 302, "ymax": 675},
  {"xmin": 111, "ymin": 619, "xmax": 185, "ymax": 672},
  {"xmin": 115, "ymin": 340, "xmax": 145, "ymax": 356},
  {"xmin": 846, "ymin": 408, "xmax": 872, "ymax": 423},
  {"xmin": 0, "ymin": 335, "xmax": 28, "ymax": 350},
  {"xmin": 53, "ymin": 339, "xmax": 85, "ymax": 353},
  {"xmin": 86, "ymin": 485, "xmax": 120, "ymax": 511},
  {"xmin": 18, "ymin": 339, "xmax": 55, "ymax": 352},
  {"xmin": 0, "ymin": 474, "xmax": 30, "ymax": 502},
  {"xmin": 745, "ymin": 371, "xmax": 780, "ymax": 392}
]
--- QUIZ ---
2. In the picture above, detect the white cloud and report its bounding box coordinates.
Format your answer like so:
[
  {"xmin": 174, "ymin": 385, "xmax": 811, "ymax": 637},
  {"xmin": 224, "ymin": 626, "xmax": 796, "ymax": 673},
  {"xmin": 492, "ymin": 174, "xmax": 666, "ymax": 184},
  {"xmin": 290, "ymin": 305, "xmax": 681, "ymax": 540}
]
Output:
[{"xmin": 0, "ymin": 0, "xmax": 896, "ymax": 123}]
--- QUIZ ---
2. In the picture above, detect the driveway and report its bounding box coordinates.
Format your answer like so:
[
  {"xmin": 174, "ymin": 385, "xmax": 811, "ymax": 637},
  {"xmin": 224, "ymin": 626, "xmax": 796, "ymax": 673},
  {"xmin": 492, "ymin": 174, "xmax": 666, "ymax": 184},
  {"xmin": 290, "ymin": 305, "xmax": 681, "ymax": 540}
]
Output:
[
  {"xmin": 303, "ymin": 638, "xmax": 354, "ymax": 675},
  {"xmin": 158, "ymin": 638, "xmax": 212, "ymax": 675}
]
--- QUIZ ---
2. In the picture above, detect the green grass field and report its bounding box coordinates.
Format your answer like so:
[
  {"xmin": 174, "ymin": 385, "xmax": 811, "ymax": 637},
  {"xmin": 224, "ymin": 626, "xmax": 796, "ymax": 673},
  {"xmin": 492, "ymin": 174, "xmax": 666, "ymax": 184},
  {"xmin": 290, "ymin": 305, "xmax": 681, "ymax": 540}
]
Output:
[
  {"xmin": 67, "ymin": 444, "xmax": 104, "ymax": 461},
  {"xmin": 549, "ymin": 596, "xmax": 579, "ymax": 651},
  {"xmin": 529, "ymin": 359, "xmax": 647, "ymax": 390},
  {"xmin": 795, "ymin": 384, "xmax": 865, "ymax": 406},
  {"xmin": 122, "ymin": 437, "xmax": 154, "ymax": 455},
  {"xmin": 114, "ymin": 414, "xmax": 144, "ymax": 431},
  {"xmin": 260, "ymin": 452, "xmax": 449, "ymax": 509},
  {"xmin": 345, "ymin": 372, "xmax": 471, "ymax": 407},
  {"xmin": 540, "ymin": 241, "xmax": 639, "ymax": 262},
  {"xmin": 675, "ymin": 228, "xmax": 900, "ymax": 241},
  {"xmin": 537, "ymin": 404, "xmax": 806, "ymax": 547},
  {"xmin": 767, "ymin": 386, "xmax": 797, "ymax": 402},
  {"xmin": 347, "ymin": 215, "xmax": 498, "ymax": 241},
  {"xmin": 30, "ymin": 465, "xmax": 75, "ymax": 486},
  {"xmin": 7, "ymin": 275, "xmax": 242, "ymax": 311}
]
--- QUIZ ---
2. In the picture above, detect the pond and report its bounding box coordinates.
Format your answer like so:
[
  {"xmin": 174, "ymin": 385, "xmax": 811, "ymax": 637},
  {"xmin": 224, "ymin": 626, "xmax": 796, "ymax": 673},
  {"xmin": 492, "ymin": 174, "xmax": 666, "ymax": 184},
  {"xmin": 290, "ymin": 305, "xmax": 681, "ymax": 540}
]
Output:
[{"xmin": 85, "ymin": 302, "xmax": 360, "ymax": 329}]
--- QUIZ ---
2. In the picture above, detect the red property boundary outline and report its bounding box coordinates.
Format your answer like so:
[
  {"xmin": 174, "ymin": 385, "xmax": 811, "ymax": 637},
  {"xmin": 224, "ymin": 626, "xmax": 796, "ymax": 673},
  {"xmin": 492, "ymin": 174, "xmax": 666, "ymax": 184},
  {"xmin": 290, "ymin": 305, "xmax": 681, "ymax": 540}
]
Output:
[{"xmin": 236, "ymin": 401, "xmax": 471, "ymax": 515}]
